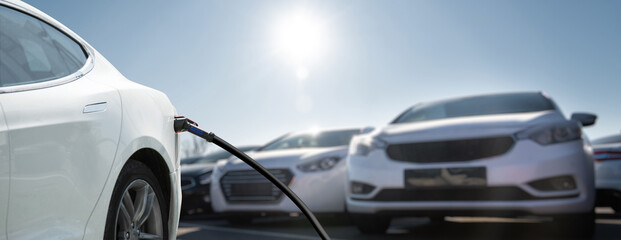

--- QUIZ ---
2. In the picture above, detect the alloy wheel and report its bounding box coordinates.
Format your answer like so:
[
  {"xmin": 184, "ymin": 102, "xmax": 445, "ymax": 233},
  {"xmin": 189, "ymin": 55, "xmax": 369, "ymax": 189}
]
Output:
[{"xmin": 114, "ymin": 179, "xmax": 164, "ymax": 240}]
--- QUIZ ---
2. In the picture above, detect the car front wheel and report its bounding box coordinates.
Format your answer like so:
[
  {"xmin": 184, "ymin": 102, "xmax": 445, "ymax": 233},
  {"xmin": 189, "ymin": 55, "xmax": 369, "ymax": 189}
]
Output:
[{"xmin": 104, "ymin": 160, "xmax": 169, "ymax": 240}]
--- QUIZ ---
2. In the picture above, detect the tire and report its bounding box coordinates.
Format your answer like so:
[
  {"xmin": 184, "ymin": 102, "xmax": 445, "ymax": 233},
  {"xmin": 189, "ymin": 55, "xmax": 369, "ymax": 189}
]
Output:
[
  {"xmin": 226, "ymin": 216, "xmax": 253, "ymax": 225},
  {"xmin": 351, "ymin": 214, "xmax": 391, "ymax": 234},
  {"xmin": 552, "ymin": 212, "xmax": 595, "ymax": 239},
  {"xmin": 104, "ymin": 160, "xmax": 169, "ymax": 240}
]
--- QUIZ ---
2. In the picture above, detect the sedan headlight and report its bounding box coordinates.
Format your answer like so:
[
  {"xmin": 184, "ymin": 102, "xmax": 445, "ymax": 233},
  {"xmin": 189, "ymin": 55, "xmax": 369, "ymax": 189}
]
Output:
[
  {"xmin": 297, "ymin": 157, "xmax": 341, "ymax": 172},
  {"xmin": 197, "ymin": 171, "xmax": 212, "ymax": 185},
  {"xmin": 349, "ymin": 135, "xmax": 387, "ymax": 156},
  {"xmin": 518, "ymin": 121, "xmax": 582, "ymax": 145}
]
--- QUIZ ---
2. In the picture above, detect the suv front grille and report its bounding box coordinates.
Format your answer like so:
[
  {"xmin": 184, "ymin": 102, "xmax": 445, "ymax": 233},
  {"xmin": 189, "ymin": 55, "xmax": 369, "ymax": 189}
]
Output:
[
  {"xmin": 220, "ymin": 169, "xmax": 293, "ymax": 203},
  {"xmin": 386, "ymin": 136, "xmax": 514, "ymax": 163}
]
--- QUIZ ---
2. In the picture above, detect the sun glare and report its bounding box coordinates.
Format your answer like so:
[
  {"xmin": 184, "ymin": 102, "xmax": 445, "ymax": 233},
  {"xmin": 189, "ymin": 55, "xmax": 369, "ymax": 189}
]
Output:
[
  {"xmin": 273, "ymin": 8, "xmax": 328, "ymax": 64},
  {"xmin": 308, "ymin": 125, "xmax": 321, "ymax": 135}
]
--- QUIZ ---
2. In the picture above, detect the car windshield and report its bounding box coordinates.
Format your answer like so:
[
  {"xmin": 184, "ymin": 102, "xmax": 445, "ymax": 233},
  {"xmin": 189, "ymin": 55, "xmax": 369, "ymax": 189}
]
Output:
[
  {"xmin": 193, "ymin": 150, "xmax": 232, "ymax": 164},
  {"xmin": 592, "ymin": 135, "xmax": 621, "ymax": 145},
  {"xmin": 187, "ymin": 146, "xmax": 258, "ymax": 164},
  {"xmin": 260, "ymin": 129, "xmax": 360, "ymax": 151},
  {"xmin": 392, "ymin": 93, "xmax": 556, "ymax": 124}
]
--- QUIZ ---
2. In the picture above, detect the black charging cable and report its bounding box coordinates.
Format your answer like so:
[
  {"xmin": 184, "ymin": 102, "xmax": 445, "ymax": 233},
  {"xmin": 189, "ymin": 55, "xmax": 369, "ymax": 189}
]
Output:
[{"xmin": 174, "ymin": 116, "xmax": 331, "ymax": 240}]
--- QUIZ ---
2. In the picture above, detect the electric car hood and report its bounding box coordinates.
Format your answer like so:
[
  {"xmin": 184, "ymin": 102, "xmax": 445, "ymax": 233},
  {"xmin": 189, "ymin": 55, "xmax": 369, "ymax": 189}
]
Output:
[
  {"xmin": 377, "ymin": 110, "xmax": 565, "ymax": 143},
  {"xmin": 180, "ymin": 163, "xmax": 216, "ymax": 177},
  {"xmin": 223, "ymin": 147, "xmax": 347, "ymax": 170}
]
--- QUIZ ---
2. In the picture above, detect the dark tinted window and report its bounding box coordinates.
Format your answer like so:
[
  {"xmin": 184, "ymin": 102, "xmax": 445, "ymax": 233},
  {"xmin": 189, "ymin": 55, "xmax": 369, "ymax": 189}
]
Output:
[
  {"xmin": 393, "ymin": 93, "xmax": 556, "ymax": 124},
  {"xmin": 0, "ymin": 5, "xmax": 86, "ymax": 87},
  {"xmin": 261, "ymin": 129, "xmax": 360, "ymax": 151}
]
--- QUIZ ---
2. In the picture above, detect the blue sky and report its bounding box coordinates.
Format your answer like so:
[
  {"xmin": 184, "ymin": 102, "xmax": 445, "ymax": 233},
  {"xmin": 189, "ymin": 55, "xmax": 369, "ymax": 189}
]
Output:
[{"xmin": 26, "ymin": 0, "xmax": 621, "ymax": 148}]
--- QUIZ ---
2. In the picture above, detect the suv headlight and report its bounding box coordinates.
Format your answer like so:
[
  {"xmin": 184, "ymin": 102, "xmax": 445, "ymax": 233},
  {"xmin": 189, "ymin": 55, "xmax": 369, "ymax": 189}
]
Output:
[
  {"xmin": 517, "ymin": 121, "xmax": 582, "ymax": 145},
  {"xmin": 197, "ymin": 171, "xmax": 212, "ymax": 185},
  {"xmin": 349, "ymin": 135, "xmax": 387, "ymax": 156},
  {"xmin": 297, "ymin": 157, "xmax": 340, "ymax": 172}
]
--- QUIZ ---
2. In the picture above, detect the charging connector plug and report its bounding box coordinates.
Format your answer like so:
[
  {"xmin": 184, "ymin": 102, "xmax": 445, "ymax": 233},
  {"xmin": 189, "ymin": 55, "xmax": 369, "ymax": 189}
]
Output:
[{"xmin": 174, "ymin": 116, "xmax": 214, "ymax": 142}]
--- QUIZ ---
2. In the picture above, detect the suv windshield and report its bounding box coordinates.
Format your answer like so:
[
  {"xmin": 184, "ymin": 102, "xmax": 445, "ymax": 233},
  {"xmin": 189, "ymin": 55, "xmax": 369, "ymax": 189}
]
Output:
[
  {"xmin": 260, "ymin": 129, "xmax": 360, "ymax": 151},
  {"xmin": 181, "ymin": 146, "xmax": 258, "ymax": 165},
  {"xmin": 193, "ymin": 150, "xmax": 232, "ymax": 164},
  {"xmin": 392, "ymin": 93, "xmax": 556, "ymax": 124}
]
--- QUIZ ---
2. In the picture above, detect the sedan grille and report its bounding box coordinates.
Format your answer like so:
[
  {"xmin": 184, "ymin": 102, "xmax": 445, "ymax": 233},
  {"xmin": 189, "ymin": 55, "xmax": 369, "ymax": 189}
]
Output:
[
  {"xmin": 220, "ymin": 169, "xmax": 293, "ymax": 203},
  {"xmin": 386, "ymin": 136, "xmax": 514, "ymax": 163}
]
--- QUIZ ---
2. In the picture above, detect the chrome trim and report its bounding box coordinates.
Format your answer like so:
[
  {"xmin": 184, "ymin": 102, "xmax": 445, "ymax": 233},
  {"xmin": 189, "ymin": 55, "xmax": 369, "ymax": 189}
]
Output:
[{"xmin": 0, "ymin": 1, "xmax": 95, "ymax": 94}]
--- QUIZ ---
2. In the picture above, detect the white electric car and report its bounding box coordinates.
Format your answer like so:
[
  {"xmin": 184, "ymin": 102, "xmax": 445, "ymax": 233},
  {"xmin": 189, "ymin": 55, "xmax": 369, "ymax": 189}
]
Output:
[
  {"xmin": 211, "ymin": 128, "xmax": 365, "ymax": 224},
  {"xmin": 0, "ymin": 1, "xmax": 180, "ymax": 239},
  {"xmin": 346, "ymin": 92, "xmax": 597, "ymax": 237},
  {"xmin": 592, "ymin": 133, "xmax": 621, "ymax": 213}
]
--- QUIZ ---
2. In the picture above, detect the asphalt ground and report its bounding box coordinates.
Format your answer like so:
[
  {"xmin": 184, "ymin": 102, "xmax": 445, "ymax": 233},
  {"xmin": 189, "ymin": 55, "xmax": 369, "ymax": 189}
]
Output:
[{"xmin": 177, "ymin": 208, "xmax": 621, "ymax": 240}]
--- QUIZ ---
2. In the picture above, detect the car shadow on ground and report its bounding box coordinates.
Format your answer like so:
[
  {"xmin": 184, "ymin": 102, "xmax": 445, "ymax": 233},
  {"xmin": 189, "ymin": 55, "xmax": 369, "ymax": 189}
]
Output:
[{"xmin": 180, "ymin": 210, "xmax": 621, "ymax": 240}]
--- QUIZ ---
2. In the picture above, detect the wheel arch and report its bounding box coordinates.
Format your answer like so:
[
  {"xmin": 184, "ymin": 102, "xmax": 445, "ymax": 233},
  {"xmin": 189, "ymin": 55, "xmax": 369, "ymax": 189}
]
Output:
[
  {"xmin": 83, "ymin": 136, "xmax": 180, "ymax": 239},
  {"xmin": 127, "ymin": 148, "xmax": 172, "ymax": 207},
  {"xmin": 125, "ymin": 148, "xmax": 171, "ymax": 202}
]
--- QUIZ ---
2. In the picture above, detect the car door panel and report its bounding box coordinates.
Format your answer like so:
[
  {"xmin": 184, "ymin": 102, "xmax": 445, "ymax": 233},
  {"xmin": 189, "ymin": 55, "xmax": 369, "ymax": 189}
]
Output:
[{"xmin": 0, "ymin": 77, "xmax": 121, "ymax": 239}]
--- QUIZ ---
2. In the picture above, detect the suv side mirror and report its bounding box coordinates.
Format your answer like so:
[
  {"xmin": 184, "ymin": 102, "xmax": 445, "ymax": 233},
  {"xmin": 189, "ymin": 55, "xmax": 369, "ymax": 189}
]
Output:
[{"xmin": 571, "ymin": 112, "xmax": 597, "ymax": 127}]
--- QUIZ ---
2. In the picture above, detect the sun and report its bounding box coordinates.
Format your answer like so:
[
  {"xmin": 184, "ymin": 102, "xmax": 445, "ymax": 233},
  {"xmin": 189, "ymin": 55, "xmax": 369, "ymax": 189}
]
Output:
[{"xmin": 273, "ymin": 8, "xmax": 328, "ymax": 64}]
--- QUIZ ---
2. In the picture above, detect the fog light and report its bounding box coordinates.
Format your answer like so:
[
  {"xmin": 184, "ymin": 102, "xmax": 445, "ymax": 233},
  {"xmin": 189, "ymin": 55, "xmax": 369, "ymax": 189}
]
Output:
[
  {"xmin": 351, "ymin": 181, "xmax": 375, "ymax": 194},
  {"xmin": 529, "ymin": 175, "xmax": 576, "ymax": 191}
]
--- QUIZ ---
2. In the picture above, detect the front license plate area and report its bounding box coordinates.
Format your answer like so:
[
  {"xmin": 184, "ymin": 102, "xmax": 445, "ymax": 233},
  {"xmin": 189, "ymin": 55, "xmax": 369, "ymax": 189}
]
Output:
[{"xmin": 404, "ymin": 167, "xmax": 486, "ymax": 188}]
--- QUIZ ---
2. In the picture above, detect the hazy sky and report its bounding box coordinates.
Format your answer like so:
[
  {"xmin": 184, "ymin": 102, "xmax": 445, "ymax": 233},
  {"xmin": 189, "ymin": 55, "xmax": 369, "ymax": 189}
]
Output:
[{"xmin": 26, "ymin": 0, "xmax": 621, "ymax": 148}]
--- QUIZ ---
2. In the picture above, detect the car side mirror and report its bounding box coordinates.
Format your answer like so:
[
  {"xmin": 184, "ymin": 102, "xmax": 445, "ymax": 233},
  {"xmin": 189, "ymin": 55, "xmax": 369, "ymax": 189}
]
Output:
[{"xmin": 571, "ymin": 112, "xmax": 597, "ymax": 127}]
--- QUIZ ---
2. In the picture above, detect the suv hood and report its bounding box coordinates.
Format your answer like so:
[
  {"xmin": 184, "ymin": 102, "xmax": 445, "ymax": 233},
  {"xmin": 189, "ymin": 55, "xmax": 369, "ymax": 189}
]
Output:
[
  {"xmin": 378, "ymin": 111, "xmax": 565, "ymax": 143},
  {"xmin": 223, "ymin": 147, "xmax": 348, "ymax": 170}
]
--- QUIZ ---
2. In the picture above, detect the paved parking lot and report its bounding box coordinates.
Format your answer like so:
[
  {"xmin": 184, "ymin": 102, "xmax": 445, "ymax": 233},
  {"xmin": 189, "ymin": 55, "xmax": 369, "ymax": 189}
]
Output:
[{"xmin": 177, "ymin": 208, "xmax": 621, "ymax": 240}]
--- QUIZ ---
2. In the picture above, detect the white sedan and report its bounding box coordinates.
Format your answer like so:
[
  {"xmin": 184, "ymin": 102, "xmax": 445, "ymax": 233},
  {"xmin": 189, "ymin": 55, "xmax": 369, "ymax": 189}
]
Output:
[
  {"xmin": 0, "ymin": 1, "xmax": 180, "ymax": 239},
  {"xmin": 592, "ymin": 133, "xmax": 621, "ymax": 213},
  {"xmin": 210, "ymin": 128, "xmax": 365, "ymax": 224},
  {"xmin": 346, "ymin": 92, "xmax": 597, "ymax": 237}
]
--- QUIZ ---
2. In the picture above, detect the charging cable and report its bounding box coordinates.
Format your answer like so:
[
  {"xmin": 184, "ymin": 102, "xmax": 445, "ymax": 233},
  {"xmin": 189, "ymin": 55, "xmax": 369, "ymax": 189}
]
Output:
[{"xmin": 174, "ymin": 116, "xmax": 331, "ymax": 240}]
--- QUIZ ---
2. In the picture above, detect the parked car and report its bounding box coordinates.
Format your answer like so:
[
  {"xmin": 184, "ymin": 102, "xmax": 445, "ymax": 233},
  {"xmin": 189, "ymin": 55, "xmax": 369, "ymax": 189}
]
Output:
[
  {"xmin": 346, "ymin": 92, "xmax": 597, "ymax": 237},
  {"xmin": 592, "ymin": 133, "xmax": 621, "ymax": 213},
  {"xmin": 180, "ymin": 146, "xmax": 260, "ymax": 216},
  {"xmin": 211, "ymin": 127, "xmax": 366, "ymax": 224},
  {"xmin": 0, "ymin": 1, "xmax": 180, "ymax": 239}
]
